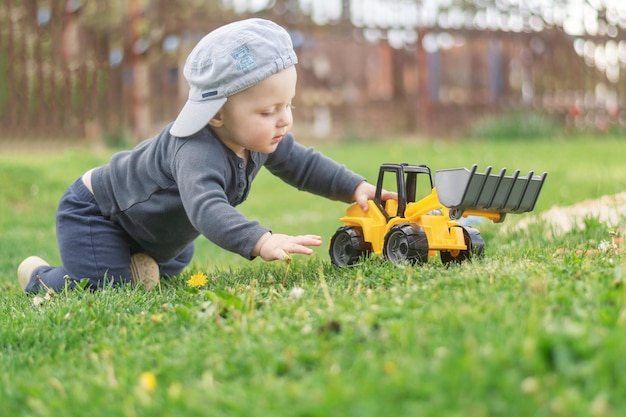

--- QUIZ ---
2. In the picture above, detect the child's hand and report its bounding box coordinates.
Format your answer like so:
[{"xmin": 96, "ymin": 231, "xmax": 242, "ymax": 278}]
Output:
[
  {"xmin": 352, "ymin": 181, "xmax": 397, "ymax": 212},
  {"xmin": 252, "ymin": 232, "xmax": 322, "ymax": 261}
]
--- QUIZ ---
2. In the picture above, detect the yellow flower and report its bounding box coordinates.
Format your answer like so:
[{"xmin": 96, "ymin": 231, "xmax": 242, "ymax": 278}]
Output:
[
  {"xmin": 139, "ymin": 371, "xmax": 157, "ymax": 393},
  {"xmin": 187, "ymin": 273, "xmax": 208, "ymax": 288},
  {"xmin": 383, "ymin": 361, "xmax": 398, "ymax": 375}
]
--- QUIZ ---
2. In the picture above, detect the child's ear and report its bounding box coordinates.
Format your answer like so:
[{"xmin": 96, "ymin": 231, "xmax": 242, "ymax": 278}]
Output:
[{"xmin": 208, "ymin": 111, "xmax": 223, "ymax": 127}]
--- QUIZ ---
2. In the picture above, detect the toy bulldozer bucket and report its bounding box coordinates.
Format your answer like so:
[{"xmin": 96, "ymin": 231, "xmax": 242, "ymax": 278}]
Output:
[{"xmin": 434, "ymin": 165, "xmax": 547, "ymax": 221}]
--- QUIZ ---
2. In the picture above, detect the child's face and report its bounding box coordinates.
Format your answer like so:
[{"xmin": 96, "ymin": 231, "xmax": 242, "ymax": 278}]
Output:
[{"xmin": 210, "ymin": 66, "xmax": 297, "ymax": 157}]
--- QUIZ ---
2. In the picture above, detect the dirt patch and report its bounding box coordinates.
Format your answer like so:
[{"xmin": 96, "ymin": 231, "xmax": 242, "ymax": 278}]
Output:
[{"xmin": 510, "ymin": 192, "xmax": 626, "ymax": 235}]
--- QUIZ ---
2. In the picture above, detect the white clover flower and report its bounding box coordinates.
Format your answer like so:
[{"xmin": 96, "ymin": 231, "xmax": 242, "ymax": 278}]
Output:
[
  {"xmin": 32, "ymin": 296, "xmax": 45, "ymax": 307},
  {"xmin": 289, "ymin": 287, "xmax": 305, "ymax": 300},
  {"xmin": 598, "ymin": 240, "xmax": 616, "ymax": 253}
]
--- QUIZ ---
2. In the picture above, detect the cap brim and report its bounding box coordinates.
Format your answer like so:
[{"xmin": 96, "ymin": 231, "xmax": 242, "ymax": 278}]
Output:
[{"xmin": 169, "ymin": 97, "xmax": 227, "ymax": 137}]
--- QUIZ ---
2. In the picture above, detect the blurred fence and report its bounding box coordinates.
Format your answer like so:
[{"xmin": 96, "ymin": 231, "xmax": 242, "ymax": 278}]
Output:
[{"xmin": 1, "ymin": 0, "xmax": 624, "ymax": 143}]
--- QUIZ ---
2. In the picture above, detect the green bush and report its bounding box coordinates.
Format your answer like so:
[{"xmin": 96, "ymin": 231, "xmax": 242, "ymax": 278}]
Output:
[{"xmin": 469, "ymin": 111, "xmax": 562, "ymax": 141}]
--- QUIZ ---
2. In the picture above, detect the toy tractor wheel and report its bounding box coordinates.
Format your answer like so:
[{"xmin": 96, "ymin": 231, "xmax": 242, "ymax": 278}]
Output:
[
  {"xmin": 329, "ymin": 226, "xmax": 371, "ymax": 267},
  {"xmin": 383, "ymin": 223, "xmax": 429, "ymax": 265},
  {"xmin": 440, "ymin": 226, "xmax": 485, "ymax": 265}
]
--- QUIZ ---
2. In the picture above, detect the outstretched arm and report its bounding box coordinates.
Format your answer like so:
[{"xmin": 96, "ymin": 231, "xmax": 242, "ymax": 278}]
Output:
[{"xmin": 251, "ymin": 182, "xmax": 396, "ymax": 261}]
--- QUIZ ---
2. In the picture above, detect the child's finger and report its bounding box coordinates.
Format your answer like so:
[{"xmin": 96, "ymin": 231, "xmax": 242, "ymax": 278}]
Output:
[
  {"xmin": 290, "ymin": 235, "xmax": 322, "ymax": 247},
  {"xmin": 381, "ymin": 189, "xmax": 398, "ymax": 200},
  {"xmin": 355, "ymin": 194, "xmax": 369, "ymax": 212},
  {"xmin": 283, "ymin": 245, "xmax": 313, "ymax": 256}
]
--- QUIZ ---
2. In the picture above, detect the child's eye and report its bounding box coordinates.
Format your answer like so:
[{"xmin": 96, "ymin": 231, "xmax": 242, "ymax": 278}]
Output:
[{"xmin": 261, "ymin": 104, "xmax": 294, "ymax": 116}]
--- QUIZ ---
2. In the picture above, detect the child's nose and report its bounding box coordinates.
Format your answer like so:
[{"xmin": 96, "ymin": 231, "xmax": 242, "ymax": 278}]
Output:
[{"xmin": 277, "ymin": 107, "xmax": 292, "ymax": 127}]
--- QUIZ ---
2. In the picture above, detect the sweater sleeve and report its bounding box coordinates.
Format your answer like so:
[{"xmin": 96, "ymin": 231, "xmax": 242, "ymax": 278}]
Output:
[
  {"xmin": 172, "ymin": 138, "xmax": 270, "ymax": 259},
  {"xmin": 265, "ymin": 134, "xmax": 365, "ymax": 203}
]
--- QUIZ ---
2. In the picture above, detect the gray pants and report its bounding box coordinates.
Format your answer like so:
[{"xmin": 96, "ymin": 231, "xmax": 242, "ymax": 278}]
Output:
[{"xmin": 25, "ymin": 178, "xmax": 193, "ymax": 293}]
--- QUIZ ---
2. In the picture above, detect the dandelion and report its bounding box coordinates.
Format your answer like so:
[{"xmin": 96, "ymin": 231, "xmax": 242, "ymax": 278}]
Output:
[
  {"xmin": 187, "ymin": 273, "xmax": 208, "ymax": 288},
  {"xmin": 383, "ymin": 361, "xmax": 398, "ymax": 375},
  {"xmin": 138, "ymin": 371, "xmax": 157, "ymax": 394}
]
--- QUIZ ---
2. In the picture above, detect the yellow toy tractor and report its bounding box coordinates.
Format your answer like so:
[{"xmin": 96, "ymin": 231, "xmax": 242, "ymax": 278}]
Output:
[{"xmin": 329, "ymin": 163, "xmax": 547, "ymax": 267}]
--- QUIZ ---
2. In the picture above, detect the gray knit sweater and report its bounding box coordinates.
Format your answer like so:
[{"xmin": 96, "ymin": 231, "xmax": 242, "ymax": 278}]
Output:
[{"xmin": 91, "ymin": 123, "xmax": 364, "ymax": 262}]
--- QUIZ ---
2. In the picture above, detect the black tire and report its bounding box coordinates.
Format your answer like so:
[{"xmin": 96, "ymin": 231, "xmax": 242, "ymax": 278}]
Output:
[
  {"xmin": 329, "ymin": 226, "xmax": 371, "ymax": 267},
  {"xmin": 383, "ymin": 223, "xmax": 429, "ymax": 265},
  {"xmin": 440, "ymin": 226, "xmax": 485, "ymax": 265}
]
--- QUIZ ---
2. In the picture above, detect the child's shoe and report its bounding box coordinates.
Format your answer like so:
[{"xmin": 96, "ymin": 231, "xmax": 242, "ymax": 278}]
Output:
[
  {"xmin": 17, "ymin": 256, "xmax": 49, "ymax": 290},
  {"xmin": 129, "ymin": 253, "xmax": 159, "ymax": 291}
]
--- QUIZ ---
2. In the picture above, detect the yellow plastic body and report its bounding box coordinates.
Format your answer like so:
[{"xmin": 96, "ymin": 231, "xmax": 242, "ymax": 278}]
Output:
[{"xmin": 338, "ymin": 187, "xmax": 503, "ymax": 257}]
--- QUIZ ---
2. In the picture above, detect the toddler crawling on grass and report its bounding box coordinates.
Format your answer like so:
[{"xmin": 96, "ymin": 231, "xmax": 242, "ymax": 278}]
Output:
[{"xmin": 18, "ymin": 18, "xmax": 394, "ymax": 293}]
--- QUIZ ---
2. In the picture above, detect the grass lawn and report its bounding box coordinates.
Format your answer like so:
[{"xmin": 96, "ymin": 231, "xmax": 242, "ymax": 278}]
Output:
[{"xmin": 1, "ymin": 136, "xmax": 625, "ymax": 416}]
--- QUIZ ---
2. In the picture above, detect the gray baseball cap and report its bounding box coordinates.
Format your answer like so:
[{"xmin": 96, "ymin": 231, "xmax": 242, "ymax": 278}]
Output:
[{"xmin": 170, "ymin": 18, "xmax": 298, "ymax": 137}]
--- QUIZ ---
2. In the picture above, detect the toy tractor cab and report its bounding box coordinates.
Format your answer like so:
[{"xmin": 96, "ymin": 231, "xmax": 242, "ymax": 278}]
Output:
[{"xmin": 329, "ymin": 163, "xmax": 547, "ymax": 267}]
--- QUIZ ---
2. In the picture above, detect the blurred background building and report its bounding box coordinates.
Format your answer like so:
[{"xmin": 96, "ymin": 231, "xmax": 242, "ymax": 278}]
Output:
[{"xmin": 1, "ymin": 0, "xmax": 625, "ymax": 143}]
